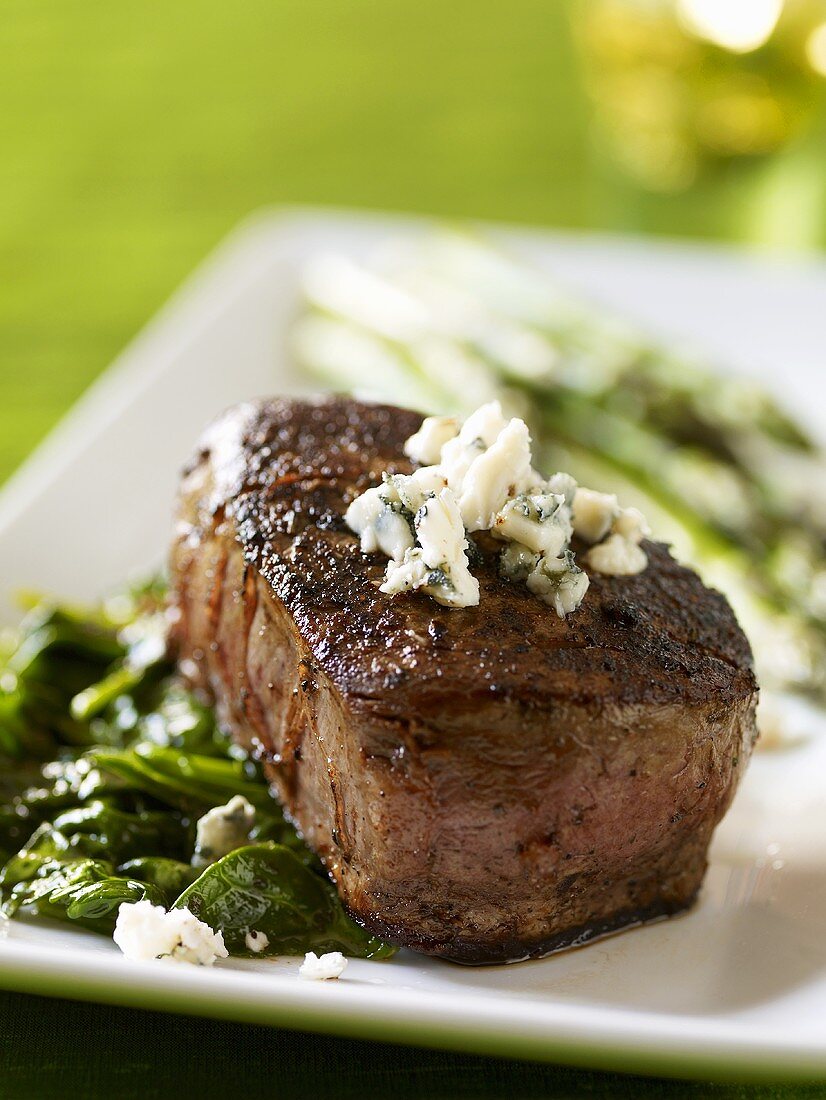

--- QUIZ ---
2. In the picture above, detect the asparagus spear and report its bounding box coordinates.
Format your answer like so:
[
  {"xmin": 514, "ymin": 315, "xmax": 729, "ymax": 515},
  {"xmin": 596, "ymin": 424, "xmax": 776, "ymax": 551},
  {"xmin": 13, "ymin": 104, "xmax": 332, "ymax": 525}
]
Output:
[{"xmin": 293, "ymin": 235, "xmax": 826, "ymax": 699}]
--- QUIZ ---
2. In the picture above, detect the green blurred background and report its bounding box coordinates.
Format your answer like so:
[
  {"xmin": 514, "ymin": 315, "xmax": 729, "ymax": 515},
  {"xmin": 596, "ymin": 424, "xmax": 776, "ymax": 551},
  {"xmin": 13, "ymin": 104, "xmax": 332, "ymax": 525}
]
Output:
[{"xmin": 2, "ymin": 0, "xmax": 825, "ymax": 486}]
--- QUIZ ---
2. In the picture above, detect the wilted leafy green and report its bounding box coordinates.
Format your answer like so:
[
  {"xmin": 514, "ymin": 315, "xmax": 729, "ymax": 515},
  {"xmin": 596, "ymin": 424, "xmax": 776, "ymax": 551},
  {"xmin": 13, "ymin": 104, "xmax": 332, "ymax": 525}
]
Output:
[
  {"xmin": 0, "ymin": 581, "xmax": 167, "ymax": 762},
  {"xmin": 23, "ymin": 800, "xmax": 189, "ymax": 864},
  {"xmin": 0, "ymin": 589, "xmax": 395, "ymax": 962},
  {"xmin": 117, "ymin": 857, "xmax": 201, "ymax": 904},
  {"xmin": 174, "ymin": 844, "xmax": 394, "ymax": 959},
  {"xmin": 89, "ymin": 745, "xmax": 277, "ymax": 815},
  {"xmin": 2, "ymin": 857, "xmax": 166, "ymax": 932}
]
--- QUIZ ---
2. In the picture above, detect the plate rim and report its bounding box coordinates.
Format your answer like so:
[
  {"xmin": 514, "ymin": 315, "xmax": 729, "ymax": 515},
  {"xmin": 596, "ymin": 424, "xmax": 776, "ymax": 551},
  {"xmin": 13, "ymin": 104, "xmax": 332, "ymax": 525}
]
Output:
[{"xmin": 0, "ymin": 927, "xmax": 822, "ymax": 1084}]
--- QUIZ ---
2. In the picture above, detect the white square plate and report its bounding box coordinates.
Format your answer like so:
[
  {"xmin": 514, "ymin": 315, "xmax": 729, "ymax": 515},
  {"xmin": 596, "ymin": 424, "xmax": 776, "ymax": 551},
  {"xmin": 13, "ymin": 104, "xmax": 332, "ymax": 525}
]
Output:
[{"xmin": 1, "ymin": 208, "xmax": 825, "ymax": 1081}]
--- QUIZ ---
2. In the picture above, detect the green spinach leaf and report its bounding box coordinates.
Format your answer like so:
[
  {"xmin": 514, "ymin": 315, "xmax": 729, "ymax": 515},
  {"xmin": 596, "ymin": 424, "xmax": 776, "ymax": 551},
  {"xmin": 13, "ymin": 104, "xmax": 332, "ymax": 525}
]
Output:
[
  {"xmin": 173, "ymin": 843, "xmax": 395, "ymax": 959},
  {"xmin": 117, "ymin": 857, "xmax": 201, "ymax": 904},
  {"xmin": 23, "ymin": 800, "xmax": 188, "ymax": 864},
  {"xmin": 2, "ymin": 857, "xmax": 165, "ymax": 932}
]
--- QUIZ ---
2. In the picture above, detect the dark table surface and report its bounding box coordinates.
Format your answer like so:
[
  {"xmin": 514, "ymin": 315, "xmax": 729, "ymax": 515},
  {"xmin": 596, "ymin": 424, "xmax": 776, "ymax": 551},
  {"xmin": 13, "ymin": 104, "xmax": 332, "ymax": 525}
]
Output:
[{"xmin": 1, "ymin": 990, "xmax": 822, "ymax": 1100}]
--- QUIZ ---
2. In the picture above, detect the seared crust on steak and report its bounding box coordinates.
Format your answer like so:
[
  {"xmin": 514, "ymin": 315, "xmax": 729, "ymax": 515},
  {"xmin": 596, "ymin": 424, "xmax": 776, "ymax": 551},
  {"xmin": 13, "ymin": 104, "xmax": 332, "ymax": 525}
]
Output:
[{"xmin": 170, "ymin": 396, "xmax": 758, "ymax": 963}]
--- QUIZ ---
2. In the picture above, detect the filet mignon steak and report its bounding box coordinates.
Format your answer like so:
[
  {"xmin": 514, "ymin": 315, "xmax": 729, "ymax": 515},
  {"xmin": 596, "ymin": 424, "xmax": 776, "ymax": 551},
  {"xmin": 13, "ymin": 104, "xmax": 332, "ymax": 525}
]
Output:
[{"xmin": 170, "ymin": 396, "xmax": 758, "ymax": 963}]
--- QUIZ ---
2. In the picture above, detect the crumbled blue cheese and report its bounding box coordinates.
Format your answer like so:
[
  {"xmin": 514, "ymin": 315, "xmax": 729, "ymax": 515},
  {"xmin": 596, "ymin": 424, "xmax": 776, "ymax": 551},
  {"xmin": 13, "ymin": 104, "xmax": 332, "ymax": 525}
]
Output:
[
  {"xmin": 614, "ymin": 506, "xmax": 649, "ymax": 544},
  {"xmin": 381, "ymin": 488, "xmax": 479, "ymax": 607},
  {"xmin": 298, "ymin": 951, "xmax": 348, "ymax": 981},
  {"xmin": 344, "ymin": 487, "xmax": 413, "ymax": 561},
  {"xmin": 492, "ymin": 491, "xmax": 571, "ymax": 556},
  {"xmin": 440, "ymin": 400, "xmax": 509, "ymax": 491},
  {"xmin": 403, "ymin": 415, "xmax": 459, "ymax": 465},
  {"xmin": 527, "ymin": 551, "xmax": 591, "ymax": 618},
  {"xmin": 586, "ymin": 532, "xmax": 648, "ymax": 576},
  {"xmin": 576, "ymin": 492, "xmax": 650, "ymax": 576},
  {"xmin": 455, "ymin": 417, "xmax": 535, "ymax": 532},
  {"xmin": 384, "ymin": 467, "xmax": 448, "ymax": 512},
  {"xmin": 572, "ymin": 488, "xmax": 619, "ymax": 545},
  {"xmin": 345, "ymin": 467, "xmax": 448, "ymax": 561},
  {"xmin": 499, "ymin": 542, "xmax": 540, "ymax": 583},
  {"xmin": 346, "ymin": 403, "xmax": 649, "ymax": 614},
  {"xmin": 245, "ymin": 930, "xmax": 270, "ymax": 954},
  {"xmin": 113, "ymin": 901, "xmax": 228, "ymax": 965},
  {"xmin": 545, "ymin": 471, "xmax": 577, "ymax": 506},
  {"xmin": 192, "ymin": 795, "xmax": 256, "ymax": 867}
]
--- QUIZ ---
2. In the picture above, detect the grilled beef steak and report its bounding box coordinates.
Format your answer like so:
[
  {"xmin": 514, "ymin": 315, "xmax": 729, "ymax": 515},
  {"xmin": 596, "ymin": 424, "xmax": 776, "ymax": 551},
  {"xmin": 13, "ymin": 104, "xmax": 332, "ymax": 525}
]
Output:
[{"xmin": 170, "ymin": 396, "xmax": 758, "ymax": 963}]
